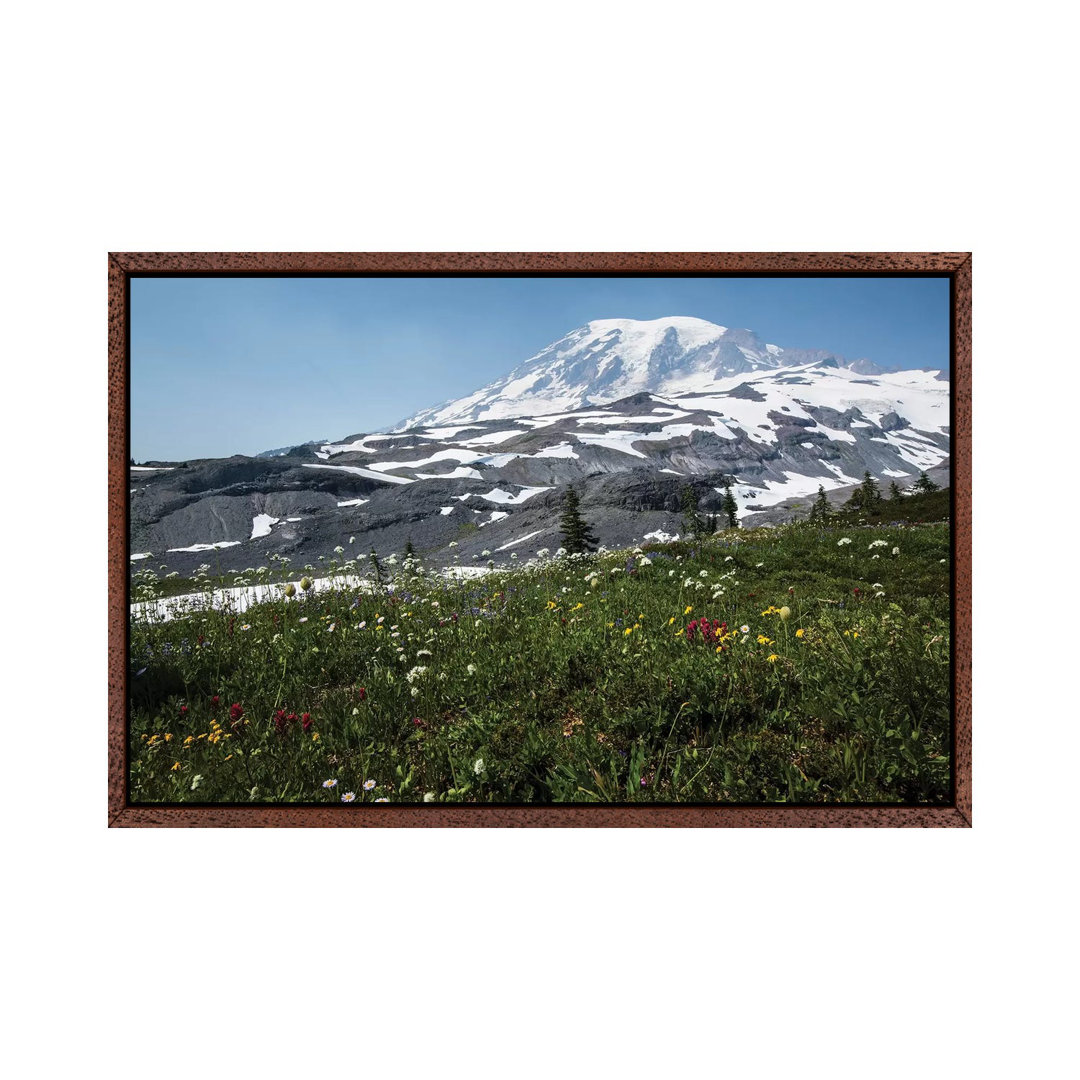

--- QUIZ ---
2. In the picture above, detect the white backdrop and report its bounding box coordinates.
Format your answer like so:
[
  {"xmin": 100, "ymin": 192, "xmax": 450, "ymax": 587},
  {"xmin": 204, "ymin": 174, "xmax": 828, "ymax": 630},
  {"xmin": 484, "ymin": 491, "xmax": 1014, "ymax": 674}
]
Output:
[{"xmin": 3, "ymin": 1, "xmax": 1075, "ymax": 1077}]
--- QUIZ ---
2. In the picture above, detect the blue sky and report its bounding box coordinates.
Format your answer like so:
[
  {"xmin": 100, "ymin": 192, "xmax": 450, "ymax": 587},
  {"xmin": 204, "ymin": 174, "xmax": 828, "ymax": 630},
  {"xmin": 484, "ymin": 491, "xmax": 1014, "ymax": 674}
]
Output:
[{"xmin": 131, "ymin": 275, "xmax": 949, "ymax": 460}]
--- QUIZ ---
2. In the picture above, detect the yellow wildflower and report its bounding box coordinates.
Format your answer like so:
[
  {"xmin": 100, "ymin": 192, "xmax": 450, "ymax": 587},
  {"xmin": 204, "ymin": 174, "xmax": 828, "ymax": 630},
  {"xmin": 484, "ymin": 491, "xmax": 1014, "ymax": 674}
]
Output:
[
  {"xmin": 171, "ymin": 761, "xmax": 181, "ymax": 771},
  {"xmin": 624, "ymin": 627, "xmax": 633, "ymax": 636},
  {"xmin": 685, "ymin": 605, "xmax": 693, "ymax": 615},
  {"xmin": 224, "ymin": 754, "xmax": 233, "ymax": 761},
  {"xmin": 795, "ymin": 628, "xmax": 805, "ymax": 638},
  {"xmin": 668, "ymin": 617, "xmax": 675, "ymax": 625},
  {"xmin": 547, "ymin": 601, "xmax": 558, "ymax": 610},
  {"xmin": 312, "ymin": 732, "xmax": 320, "ymax": 742},
  {"xmin": 766, "ymin": 654, "xmax": 780, "ymax": 663},
  {"xmin": 164, "ymin": 733, "xmax": 173, "ymax": 742},
  {"xmin": 757, "ymin": 635, "xmax": 773, "ymax": 645}
]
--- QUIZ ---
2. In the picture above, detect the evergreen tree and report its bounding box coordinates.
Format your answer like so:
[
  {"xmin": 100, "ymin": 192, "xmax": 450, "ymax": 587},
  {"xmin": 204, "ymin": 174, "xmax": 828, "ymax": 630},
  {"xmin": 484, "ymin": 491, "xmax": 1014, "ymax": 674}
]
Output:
[
  {"xmin": 680, "ymin": 485, "xmax": 715, "ymax": 539},
  {"xmin": 404, "ymin": 537, "xmax": 416, "ymax": 559},
  {"xmin": 913, "ymin": 471, "xmax": 939, "ymax": 494},
  {"xmin": 559, "ymin": 486, "xmax": 598, "ymax": 554},
  {"xmin": 858, "ymin": 470, "xmax": 881, "ymax": 508},
  {"xmin": 720, "ymin": 477, "xmax": 739, "ymax": 529},
  {"xmin": 368, "ymin": 546, "xmax": 386, "ymax": 586},
  {"xmin": 889, "ymin": 480, "xmax": 903, "ymax": 500},
  {"xmin": 809, "ymin": 485, "xmax": 831, "ymax": 523}
]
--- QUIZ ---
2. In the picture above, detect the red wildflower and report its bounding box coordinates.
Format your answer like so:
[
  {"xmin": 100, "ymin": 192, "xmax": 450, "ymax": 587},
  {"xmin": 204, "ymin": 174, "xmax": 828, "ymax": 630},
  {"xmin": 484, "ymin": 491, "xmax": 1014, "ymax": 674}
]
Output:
[
  {"xmin": 357, "ymin": 687, "xmax": 367, "ymax": 701},
  {"xmin": 853, "ymin": 587, "xmax": 861, "ymax": 596},
  {"xmin": 211, "ymin": 695, "xmax": 220, "ymax": 706},
  {"xmin": 229, "ymin": 703, "xmax": 244, "ymax": 722},
  {"xmin": 179, "ymin": 705, "xmax": 188, "ymax": 715},
  {"xmin": 301, "ymin": 713, "xmax": 313, "ymax": 732}
]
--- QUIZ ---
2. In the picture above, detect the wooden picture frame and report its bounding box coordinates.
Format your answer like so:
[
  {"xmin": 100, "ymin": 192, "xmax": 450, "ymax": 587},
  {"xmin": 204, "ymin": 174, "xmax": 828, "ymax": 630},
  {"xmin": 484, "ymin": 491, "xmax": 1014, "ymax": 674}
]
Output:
[{"xmin": 109, "ymin": 252, "xmax": 971, "ymax": 827}]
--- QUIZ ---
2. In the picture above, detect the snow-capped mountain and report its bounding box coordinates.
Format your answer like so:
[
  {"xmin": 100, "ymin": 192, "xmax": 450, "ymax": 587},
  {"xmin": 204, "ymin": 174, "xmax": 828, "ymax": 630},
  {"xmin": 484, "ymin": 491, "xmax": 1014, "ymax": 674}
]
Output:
[
  {"xmin": 396, "ymin": 316, "xmax": 885, "ymax": 429},
  {"xmin": 130, "ymin": 317, "xmax": 949, "ymax": 576}
]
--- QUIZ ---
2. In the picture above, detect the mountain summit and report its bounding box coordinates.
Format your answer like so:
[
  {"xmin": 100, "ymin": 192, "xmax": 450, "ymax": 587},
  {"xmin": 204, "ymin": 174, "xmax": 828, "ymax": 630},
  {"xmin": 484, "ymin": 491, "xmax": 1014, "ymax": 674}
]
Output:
[{"xmin": 396, "ymin": 317, "xmax": 882, "ymax": 429}]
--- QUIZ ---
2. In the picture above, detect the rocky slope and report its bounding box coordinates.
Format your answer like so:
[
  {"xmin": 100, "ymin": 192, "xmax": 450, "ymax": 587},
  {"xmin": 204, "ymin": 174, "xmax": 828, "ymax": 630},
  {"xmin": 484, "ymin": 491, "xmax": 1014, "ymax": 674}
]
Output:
[{"xmin": 130, "ymin": 318, "xmax": 950, "ymax": 576}]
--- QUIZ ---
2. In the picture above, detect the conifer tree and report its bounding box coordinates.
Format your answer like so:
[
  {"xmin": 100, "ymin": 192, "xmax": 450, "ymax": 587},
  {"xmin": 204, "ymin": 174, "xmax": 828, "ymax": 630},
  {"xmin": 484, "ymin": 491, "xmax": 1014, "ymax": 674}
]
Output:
[
  {"xmin": 368, "ymin": 546, "xmax": 386, "ymax": 586},
  {"xmin": 404, "ymin": 537, "xmax": 416, "ymax": 559},
  {"xmin": 809, "ymin": 484, "xmax": 831, "ymax": 523},
  {"xmin": 889, "ymin": 481, "xmax": 903, "ymax": 501},
  {"xmin": 559, "ymin": 486, "xmax": 598, "ymax": 554},
  {"xmin": 913, "ymin": 471, "xmax": 939, "ymax": 494},
  {"xmin": 858, "ymin": 470, "xmax": 881, "ymax": 508},
  {"xmin": 720, "ymin": 477, "xmax": 739, "ymax": 529},
  {"xmin": 680, "ymin": 485, "xmax": 714, "ymax": 539}
]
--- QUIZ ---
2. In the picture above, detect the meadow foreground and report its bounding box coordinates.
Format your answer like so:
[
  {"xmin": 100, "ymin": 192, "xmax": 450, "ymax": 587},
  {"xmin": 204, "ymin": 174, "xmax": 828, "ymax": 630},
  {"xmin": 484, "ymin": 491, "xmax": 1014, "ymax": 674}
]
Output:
[{"xmin": 129, "ymin": 522, "xmax": 951, "ymax": 805}]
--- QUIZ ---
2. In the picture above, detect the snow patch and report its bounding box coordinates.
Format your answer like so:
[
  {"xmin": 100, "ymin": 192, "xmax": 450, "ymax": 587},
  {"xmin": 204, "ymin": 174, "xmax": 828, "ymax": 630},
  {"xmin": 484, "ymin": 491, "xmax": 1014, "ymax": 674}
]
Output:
[
  {"xmin": 301, "ymin": 463, "xmax": 414, "ymax": 484},
  {"xmin": 166, "ymin": 541, "xmax": 243, "ymax": 553},
  {"xmin": 494, "ymin": 529, "xmax": 544, "ymax": 551},
  {"xmin": 250, "ymin": 514, "xmax": 279, "ymax": 539}
]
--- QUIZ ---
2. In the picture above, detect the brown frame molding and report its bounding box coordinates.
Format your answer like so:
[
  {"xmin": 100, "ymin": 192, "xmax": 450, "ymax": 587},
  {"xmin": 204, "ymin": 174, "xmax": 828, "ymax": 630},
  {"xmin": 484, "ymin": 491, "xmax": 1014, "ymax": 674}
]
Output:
[{"xmin": 108, "ymin": 252, "xmax": 971, "ymax": 827}]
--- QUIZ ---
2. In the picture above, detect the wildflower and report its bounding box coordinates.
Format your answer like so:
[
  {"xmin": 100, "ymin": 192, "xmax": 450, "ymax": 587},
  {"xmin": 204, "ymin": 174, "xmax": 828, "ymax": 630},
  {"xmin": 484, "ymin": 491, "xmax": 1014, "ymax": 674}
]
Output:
[
  {"xmin": 778, "ymin": 606, "xmax": 791, "ymax": 621},
  {"xmin": 868, "ymin": 539, "xmax": 888, "ymax": 549},
  {"xmin": 757, "ymin": 635, "xmax": 773, "ymax": 645},
  {"xmin": 349, "ymin": 536, "xmax": 355, "ymax": 544},
  {"xmin": 298, "ymin": 616, "xmax": 309, "ymax": 623},
  {"xmin": 892, "ymin": 547, "xmax": 901, "ymax": 556},
  {"xmin": 740, "ymin": 624, "xmax": 750, "ymax": 634},
  {"xmin": 466, "ymin": 664, "xmax": 477, "ymax": 676},
  {"xmin": 473, "ymin": 757, "xmax": 485, "ymax": 776},
  {"xmin": 424, "ymin": 792, "xmax": 436, "ymax": 802},
  {"xmin": 302, "ymin": 713, "xmax": 313, "ymax": 732},
  {"xmin": 357, "ymin": 687, "xmax": 367, "ymax": 700},
  {"xmin": 334, "ymin": 546, "xmax": 344, "ymax": 554},
  {"xmin": 240, "ymin": 623, "xmax": 251, "ymax": 631},
  {"xmin": 362, "ymin": 779, "xmax": 377, "ymax": 791},
  {"xmin": 341, "ymin": 792, "xmax": 356, "ymax": 802},
  {"xmin": 837, "ymin": 538, "xmax": 852, "ymax": 546},
  {"xmin": 795, "ymin": 628, "xmax": 805, "ymax": 638},
  {"xmin": 374, "ymin": 797, "xmax": 390, "ymax": 803},
  {"xmin": 684, "ymin": 605, "xmax": 693, "ymax": 615},
  {"xmin": 300, "ymin": 577, "xmax": 313, "ymax": 591},
  {"xmin": 699, "ymin": 570, "xmax": 709, "ymax": 578},
  {"xmin": 322, "ymin": 778, "xmax": 338, "ymax": 789},
  {"xmin": 766, "ymin": 654, "xmax": 779, "ymax": 663},
  {"xmin": 229, "ymin": 703, "xmax": 244, "ymax": 722},
  {"xmin": 171, "ymin": 761, "xmax": 181, "ymax": 771}
]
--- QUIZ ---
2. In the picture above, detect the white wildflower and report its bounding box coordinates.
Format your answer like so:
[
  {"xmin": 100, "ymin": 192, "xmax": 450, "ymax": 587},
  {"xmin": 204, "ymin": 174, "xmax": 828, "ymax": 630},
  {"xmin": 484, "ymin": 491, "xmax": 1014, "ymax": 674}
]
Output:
[
  {"xmin": 838, "ymin": 538, "xmax": 852, "ymax": 546},
  {"xmin": 473, "ymin": 757, "xmax": 484, "ymax": 776}
]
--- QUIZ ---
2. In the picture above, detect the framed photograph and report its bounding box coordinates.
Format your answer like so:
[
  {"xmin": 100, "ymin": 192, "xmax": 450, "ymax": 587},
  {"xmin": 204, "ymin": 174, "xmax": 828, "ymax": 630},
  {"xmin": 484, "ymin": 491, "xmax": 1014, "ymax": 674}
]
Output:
[{"xmin": 108, "ymin": 252, "xmax": 971, "ymax": 826}]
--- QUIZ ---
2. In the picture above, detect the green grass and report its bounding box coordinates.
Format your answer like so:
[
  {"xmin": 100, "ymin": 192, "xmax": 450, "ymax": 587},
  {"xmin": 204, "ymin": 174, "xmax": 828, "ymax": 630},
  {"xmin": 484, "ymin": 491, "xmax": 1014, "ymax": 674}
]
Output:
[{"xmin": 128, "ymin": 520, "xmax": 952, "ymax": 805}]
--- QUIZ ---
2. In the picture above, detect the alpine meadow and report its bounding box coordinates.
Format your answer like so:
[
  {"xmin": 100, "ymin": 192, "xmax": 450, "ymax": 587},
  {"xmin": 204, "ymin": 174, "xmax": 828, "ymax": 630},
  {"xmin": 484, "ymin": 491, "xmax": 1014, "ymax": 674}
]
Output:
[{"xmin": 128, "ymin": 289, "xmax": 953, "ymax": 806}]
